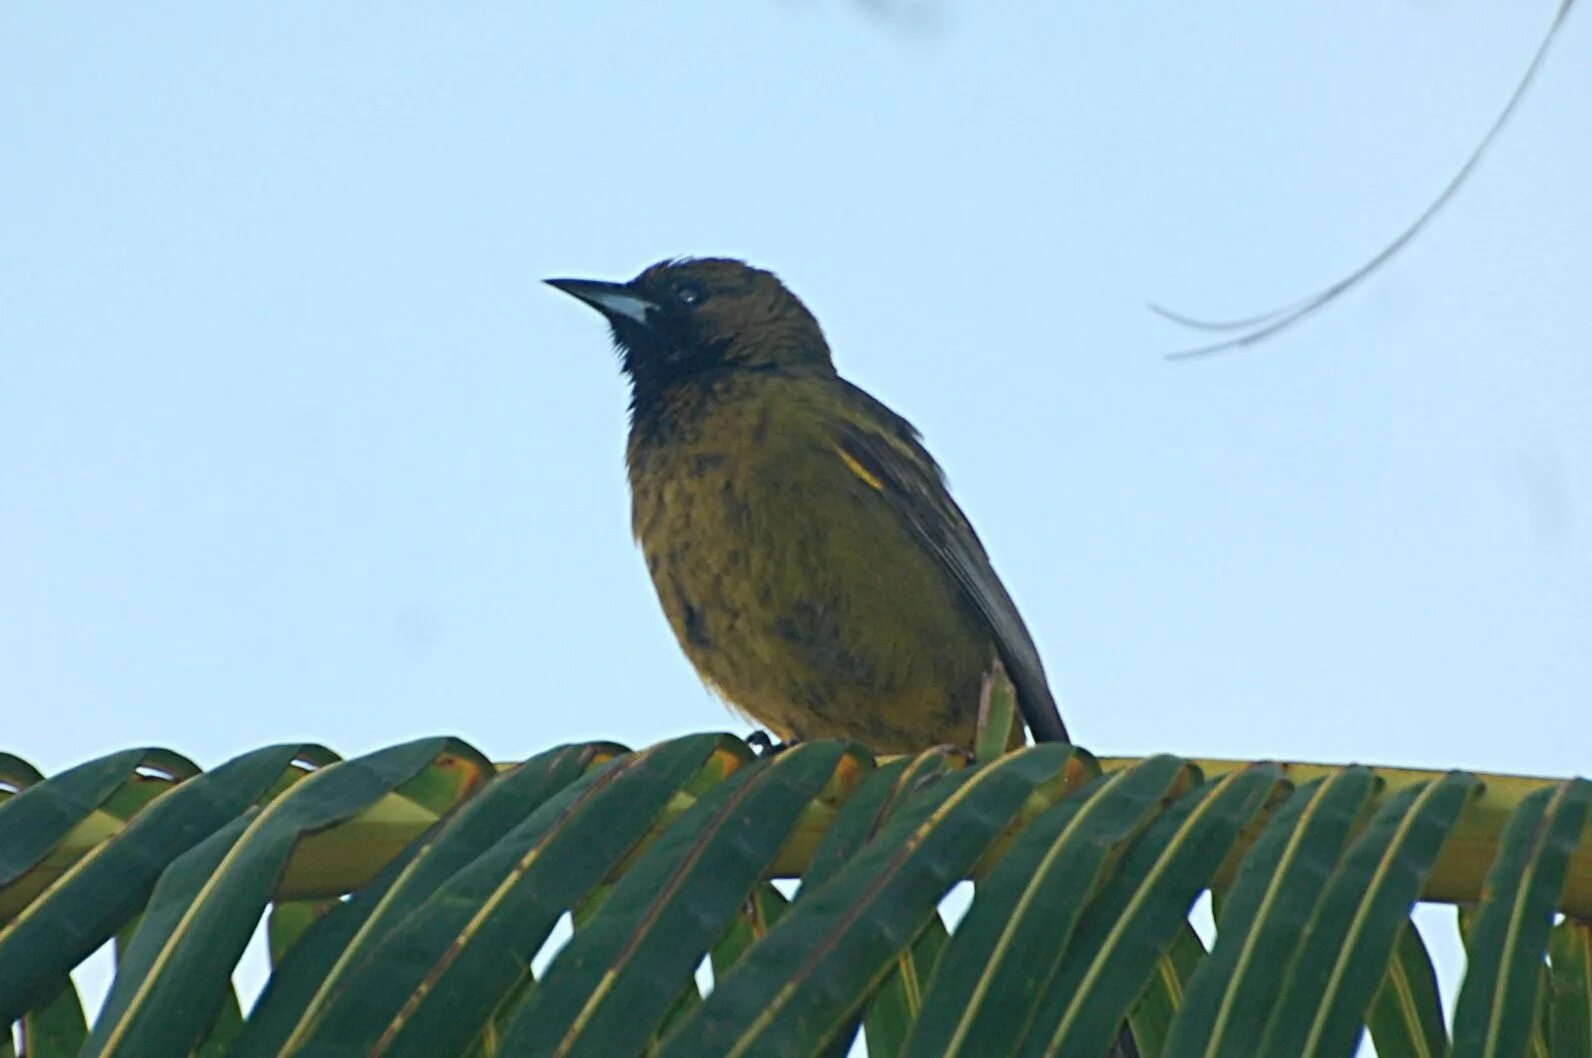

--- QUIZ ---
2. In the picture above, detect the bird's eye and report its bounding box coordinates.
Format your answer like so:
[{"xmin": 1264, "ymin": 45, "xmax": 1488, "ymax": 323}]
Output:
[{"xmin": 674, "ymin": 281, "xmax": 706, "ymax": 307}]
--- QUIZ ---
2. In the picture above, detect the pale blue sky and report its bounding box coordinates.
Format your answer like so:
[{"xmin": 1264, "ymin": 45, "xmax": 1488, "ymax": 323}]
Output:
[
  {"xmin": 3, "ymin": 2, "xmax": 1588, "ymax": 1048},
  {"xmin": 5, "ymin": 2, "xmax": 1589, "ymax": 772},
  {"xmin": 7, "ymin": 3, "xmax": 1587, "ymax": 776}
]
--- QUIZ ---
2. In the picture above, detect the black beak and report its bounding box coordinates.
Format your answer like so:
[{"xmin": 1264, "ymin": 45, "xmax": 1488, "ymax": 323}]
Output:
[{"xmin": 545, "ymin": 278, "xmax": 660, "ymax": 326}]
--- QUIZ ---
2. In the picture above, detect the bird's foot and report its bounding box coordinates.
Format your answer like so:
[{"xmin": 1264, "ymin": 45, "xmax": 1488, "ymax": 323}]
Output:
[{"xmin": 746, "ymin": 730, "xmax": 795, "ymax": 757}]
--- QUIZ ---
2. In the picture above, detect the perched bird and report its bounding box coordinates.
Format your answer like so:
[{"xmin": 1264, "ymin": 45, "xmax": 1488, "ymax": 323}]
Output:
[{"xmin": 547, "ymin": 258, "xmax": 1068, "ymax": 753}]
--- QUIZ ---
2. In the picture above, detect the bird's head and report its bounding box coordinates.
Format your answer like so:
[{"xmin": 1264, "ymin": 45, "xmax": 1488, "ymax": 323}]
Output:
[{"xmin": 547, "ymin": 258, "xmax": 833, "ymax": 404}]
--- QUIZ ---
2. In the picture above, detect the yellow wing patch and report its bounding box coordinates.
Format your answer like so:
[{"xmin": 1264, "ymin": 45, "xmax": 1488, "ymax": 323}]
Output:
[{"xmin": 836, "ymin": 446, "xmax": 885, "ymax": 491}]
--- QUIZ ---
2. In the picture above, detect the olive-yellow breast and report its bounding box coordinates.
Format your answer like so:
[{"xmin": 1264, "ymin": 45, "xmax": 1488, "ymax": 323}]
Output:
[{"xmin": 547, "ymin": 258, "xmax": 1067, "ymax": 753}]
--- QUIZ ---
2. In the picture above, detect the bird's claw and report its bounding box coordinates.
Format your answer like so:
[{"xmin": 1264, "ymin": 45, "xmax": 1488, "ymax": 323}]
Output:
[{"xmin": 746, "ymin": 731, "xmax": 793, "ymax": 757}]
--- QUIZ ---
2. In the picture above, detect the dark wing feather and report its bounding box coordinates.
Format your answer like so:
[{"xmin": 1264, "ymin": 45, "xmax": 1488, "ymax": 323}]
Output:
[{"xmin": 833, "ymin": 382, "xmax": 1070, "ymax": 743}]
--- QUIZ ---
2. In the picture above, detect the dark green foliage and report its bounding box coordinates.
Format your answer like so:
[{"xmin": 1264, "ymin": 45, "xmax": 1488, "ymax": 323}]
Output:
[{"xmin": 0, "ymin": 738, "xmax": 1585, "ymax": 1058}]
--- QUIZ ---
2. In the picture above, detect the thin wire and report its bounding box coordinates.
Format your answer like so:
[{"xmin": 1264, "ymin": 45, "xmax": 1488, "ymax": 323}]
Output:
[{"xmin": 1161, "ymin": 0, "xmax": 1577, "ymax": 362}]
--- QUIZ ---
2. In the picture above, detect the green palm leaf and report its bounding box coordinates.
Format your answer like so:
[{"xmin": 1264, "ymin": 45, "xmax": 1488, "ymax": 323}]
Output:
[{"xmin": 3, "ymin": 736, "xmax": 1589, "ymax": 1058}]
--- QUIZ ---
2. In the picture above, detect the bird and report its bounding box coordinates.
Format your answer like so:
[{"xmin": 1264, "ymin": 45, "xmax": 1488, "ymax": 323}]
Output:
[{"xmin": 546, "ymin": 257, "xmax": 1068, "ymax": 753}]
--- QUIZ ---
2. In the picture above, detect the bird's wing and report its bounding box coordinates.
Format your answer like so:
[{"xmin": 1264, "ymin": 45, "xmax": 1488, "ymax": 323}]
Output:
[{"xmin": 831, "ymin": 382, "xmax": 1070, "ymax": 743}]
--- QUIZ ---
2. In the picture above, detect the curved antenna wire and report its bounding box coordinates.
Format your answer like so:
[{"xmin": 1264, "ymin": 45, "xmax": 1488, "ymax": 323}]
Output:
[
  {"xmin": 1161, "ymin": 0, "xmax": 1577, "ymax": 362},
  {"xmin": 1147, "ymin": 300, "xmax": 1301, "ymax": 333}
]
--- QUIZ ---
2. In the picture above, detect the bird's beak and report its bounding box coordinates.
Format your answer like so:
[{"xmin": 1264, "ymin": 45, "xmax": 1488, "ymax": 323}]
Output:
[{"xmin": 544, "ymin": 278, "xmax": 659, "ymax": 326}]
